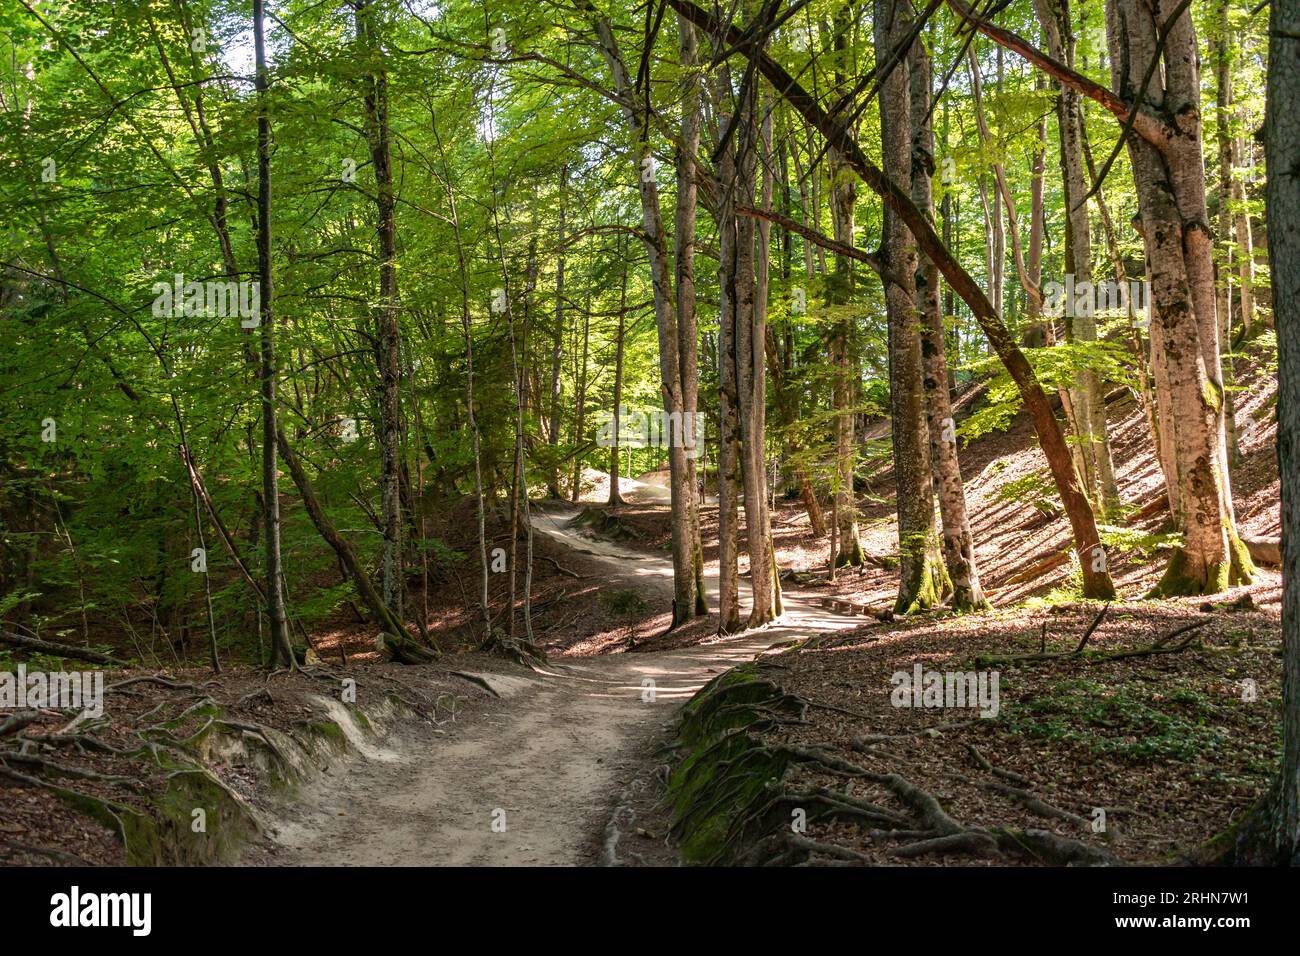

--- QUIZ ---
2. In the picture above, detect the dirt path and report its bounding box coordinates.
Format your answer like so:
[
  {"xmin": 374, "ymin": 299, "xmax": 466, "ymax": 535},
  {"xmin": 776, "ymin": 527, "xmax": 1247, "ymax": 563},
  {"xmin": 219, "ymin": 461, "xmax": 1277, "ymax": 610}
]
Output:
[{"xmin": 252, "ymin": 507, "xmax": 860, "ymax": 866}]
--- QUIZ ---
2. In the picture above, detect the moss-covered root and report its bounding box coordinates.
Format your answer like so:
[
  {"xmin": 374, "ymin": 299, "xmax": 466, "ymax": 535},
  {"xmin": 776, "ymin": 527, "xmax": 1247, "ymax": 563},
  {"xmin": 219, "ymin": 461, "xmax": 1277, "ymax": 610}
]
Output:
[
  {"xmin": 38, "ymin": 764, "xmax": 259, "ymax": 866},
  {"xmin": 667, "ymin": 662, "xmax": 807, "ymax": 864}
]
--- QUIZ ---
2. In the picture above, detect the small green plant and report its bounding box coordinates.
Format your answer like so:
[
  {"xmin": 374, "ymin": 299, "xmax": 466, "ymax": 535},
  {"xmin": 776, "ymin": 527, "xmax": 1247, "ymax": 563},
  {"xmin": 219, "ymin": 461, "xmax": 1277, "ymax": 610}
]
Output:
[
  {"xmin": 1004, "ymin": 678, "xmax": 1230, "ymax": 763},
  {"xmin": 1098, "ymin": 525, "xmax": 1183, "ymax": 558},
  {"xmin": 600, "ymin": 588, "xmax": 647, "ymax": 616},
  {"xmin": 994, "ymin": 470, "xmax": 1060, "ymax": 516}
]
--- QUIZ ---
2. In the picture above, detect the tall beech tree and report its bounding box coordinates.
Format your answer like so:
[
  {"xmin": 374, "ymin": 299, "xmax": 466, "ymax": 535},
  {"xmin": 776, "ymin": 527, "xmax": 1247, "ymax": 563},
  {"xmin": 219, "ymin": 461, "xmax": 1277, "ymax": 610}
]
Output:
[
  {"xmin": 668, "ymin": 0, "xmax": 1116, "ymax": 600},
  {"xmin": 875, "ymin": 0, "xmax": 948, "ymax": 613}
]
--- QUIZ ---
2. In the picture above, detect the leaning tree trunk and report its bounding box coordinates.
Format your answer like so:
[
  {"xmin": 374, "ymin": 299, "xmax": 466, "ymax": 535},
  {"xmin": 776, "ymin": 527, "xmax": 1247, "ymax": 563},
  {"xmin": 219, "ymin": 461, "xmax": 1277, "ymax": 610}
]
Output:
[
  {"xmin": 877, "ymin": 0, "xmax": 947, "ymax": 613},
  {"xmin": 276, "ymin": 429, "xmax": 429, "ymax": 663}
]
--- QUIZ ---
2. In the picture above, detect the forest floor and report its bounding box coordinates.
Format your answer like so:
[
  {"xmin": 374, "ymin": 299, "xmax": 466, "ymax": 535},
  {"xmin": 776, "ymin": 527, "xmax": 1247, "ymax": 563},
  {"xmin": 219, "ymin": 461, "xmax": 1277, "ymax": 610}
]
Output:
[
  {"xmin": 1, "ymin": 347, "xmax": 1284, "ymax": 866},
  {"xmin": 561, "ymin": 345, "xmax": 1285, "ymax": 865},
  {"xmin": 246, "ymin": 509, "xmax": 862, "ymax": 866}
]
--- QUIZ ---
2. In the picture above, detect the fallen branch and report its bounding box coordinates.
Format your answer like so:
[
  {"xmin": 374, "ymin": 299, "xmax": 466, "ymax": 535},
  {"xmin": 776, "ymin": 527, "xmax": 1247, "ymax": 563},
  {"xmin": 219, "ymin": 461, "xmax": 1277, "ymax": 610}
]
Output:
[
  {"xmin": 996, "ymin": 550, "xmax": 1072, "ymax": 590},
  {"xmin": 0, "ymin": 630, "xmax": 126, "ymax": 666},
  {"xmin": 976, "ymin": 614, "xmax": 1210, "ymax": 668}
]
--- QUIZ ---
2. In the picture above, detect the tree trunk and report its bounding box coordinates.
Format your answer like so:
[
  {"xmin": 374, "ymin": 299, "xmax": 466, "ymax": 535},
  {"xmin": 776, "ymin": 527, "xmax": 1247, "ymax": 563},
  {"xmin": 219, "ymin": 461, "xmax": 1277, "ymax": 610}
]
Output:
[
  {"xmin": 549, "ymin": 165, "xmax": 568, "ymax": 497},
  {"xmin": 610, "ymin": 250, "xmax": 627, "ymax": 509},
  {"xmin": 877, "ymin": 0, "xmax": 947, "ymax": 613},
  {"xmin": 589, "ymin": 9, "xmax": 696, "ymax": 626},
  {"xmin": 912, "ymin": 32, "xmax": 986, "ymax": 611},
  {"xmin": 676, "ymin": 15, "xmax": 708, "ymax": 616},
  {"xmin": 1230, "ymin": 0, "xmax": 1298, "ymax": 863},
  {"xmin": 1105, "ymin": 0, "xmax": 1254, "ymax": 595},
  {"xmin": 828, "ymin": 6, "xmax": 864, "ymax": 568},
  {"xmin": 1214, "ymin": 1, "xmax": 1243, "ymax": 469},
  {"xmin": 713, "ymin": 65, "xmax": 744, "ymax": 633},
  {"xmin": 357, "ymin": 0, "xmax": 404, "ymax": 617},
  {"xmin": 1032, "ymin": 0, "xmax": 1119, "ymax": 517},
  {"xmin": 252, "ymin": 0, "xmax": 291, "ymax": 668}
]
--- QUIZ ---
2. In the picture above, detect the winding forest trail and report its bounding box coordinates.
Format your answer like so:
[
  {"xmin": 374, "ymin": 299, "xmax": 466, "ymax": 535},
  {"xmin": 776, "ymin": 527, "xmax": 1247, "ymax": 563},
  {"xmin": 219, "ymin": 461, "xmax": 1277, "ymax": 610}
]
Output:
[{"xmin": 254, "ymin": 506, "xmax": 861, "ymax": 866}]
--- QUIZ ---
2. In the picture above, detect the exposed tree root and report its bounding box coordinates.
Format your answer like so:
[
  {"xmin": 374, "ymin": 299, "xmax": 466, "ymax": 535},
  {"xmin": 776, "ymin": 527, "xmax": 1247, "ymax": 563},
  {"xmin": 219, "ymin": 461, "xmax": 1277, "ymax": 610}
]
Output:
[
  {"xmin": 667, "ymin": 660, "xmax": 1117, "ymax": 866},
  {"xmin": 479, "ymin": 627, "xmax": 546, "ymax": 668},
  {"xmin": 976, "ymin": 617, "xmax": 1210, "ymax": 668}
]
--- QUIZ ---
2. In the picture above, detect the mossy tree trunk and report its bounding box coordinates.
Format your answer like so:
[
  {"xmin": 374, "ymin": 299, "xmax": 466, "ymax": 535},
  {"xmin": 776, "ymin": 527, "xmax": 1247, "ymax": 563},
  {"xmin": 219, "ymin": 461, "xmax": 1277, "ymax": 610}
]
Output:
[
  {"xmin": 876, "ymin": 0, "xmax": 948, "ymax": 614},
  {"xmin": 911, "ymin": 34, "xmax": 987, "ymax": 612}
]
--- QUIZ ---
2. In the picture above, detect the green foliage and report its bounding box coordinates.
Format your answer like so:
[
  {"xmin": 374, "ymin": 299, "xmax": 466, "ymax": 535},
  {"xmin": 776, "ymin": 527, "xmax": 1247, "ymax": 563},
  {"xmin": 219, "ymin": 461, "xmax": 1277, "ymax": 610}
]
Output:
[
  {"xmin": 1005, "ymin": 678, "xmax": 1231, "ymax": 763},
  {"xmin": 993, "ymin": 470, "xmax": 1059, "ymax": 512}
]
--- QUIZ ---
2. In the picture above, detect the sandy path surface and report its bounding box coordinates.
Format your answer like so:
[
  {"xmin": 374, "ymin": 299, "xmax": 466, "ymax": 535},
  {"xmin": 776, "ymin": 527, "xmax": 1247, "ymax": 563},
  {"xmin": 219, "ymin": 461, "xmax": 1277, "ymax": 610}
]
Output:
[{"xmin": 253, "ymin": 507, "xmax": 858, "ymax": 866}]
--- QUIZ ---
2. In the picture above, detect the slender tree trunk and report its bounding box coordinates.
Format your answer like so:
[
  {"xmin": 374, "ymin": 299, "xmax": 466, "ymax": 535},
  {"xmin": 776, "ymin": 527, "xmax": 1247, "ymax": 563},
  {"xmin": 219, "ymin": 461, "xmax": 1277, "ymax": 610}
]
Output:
[
  {"xmin": 1025, "ymin": 94, "xmax": 1047, "ymax": 349},
  {"xmin": 571, "ymin": 304, "xmax": 590, "ymax": 503},
  {"xmin": 1214, "ymin": 2, "xmax": 1242, "ymax": 469},
  {"xmin": 357, "ymin": 0, "xmax": 404, "ymax": 616},
  {"xmin": 714, "ymin": 66, "xmax": 743, "ymax": 633},
  {"xmin": 252, "ymin": 0, "xmax": 291, "ymax": 668},
  {"xmin": 549, "ymin": 165, "xmax": 568, "ymax": 497},
  {"xmin": 878, "ymin": 0, "xmax": 947, "ymax": 613},
  {"xmin": 610, "ymin": 251, "xmax": 627, "ymax": 509},
  {"xmin": 589, "ymin": 9, "xmax": 696, "ymax": 625},
  {"xmin": 912, "ymin": 34, "xmax": 986, "ymax": 611},
  {"xmin": 676, "ymin": 16, "xmax": 708, "ymax": 615},
  {"xmin": 1034, "ymin": 0, "xmax": 1119, "ymax": 517},
  {"xmin": 430, "ymin": 112, "xmax": 491, "ymax": 642},
  {"xmin": 828, "ymin": 8, "xmax": 864, "ymax": 568}
]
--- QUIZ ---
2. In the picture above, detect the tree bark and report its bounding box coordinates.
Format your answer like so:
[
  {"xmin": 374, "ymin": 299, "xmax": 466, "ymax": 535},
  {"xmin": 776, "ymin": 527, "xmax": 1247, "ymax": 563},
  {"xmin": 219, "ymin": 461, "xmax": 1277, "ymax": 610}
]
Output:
[
  {"xmin": 878, "ymin": 0, "xmax": 947, "ymax": 613},
  {"xmin": 548, "ymin": 166, "xmax": 568, "ymax": 497},
  {"xmin": 1232, "ymin": 0, "xmax": 1298, "ymax": 863},
  {"xmin": 357, "ymin": 1, "xmax": 405, "ymax": 618},
  {"xmin": 252, "ymin": 0, "xmax": 291, "ymax": 667},
  {"xmin": 912, "ymin": 32, "xmax": 986, "ymax": 611},
  {"xmin": 676, "ymin": 15, "xmax": 708, "ymax": 615},
  {"xmin": 588, "ymin": 8, "xmax": 697, "ymax": 626},
  {"xmin": 828, "ymin": 6, "xmax": 865, "ymax": 568},
  {"xmin": 1031, "ymin": 0, "xmax": 1120, "ymax": 517},
  {"xmin": 1104, "ymin": 0, "xmax": 1254, "ymax": 595},
  {"xmin": 666, "ymin": 0, "xmax": 1115, "ymax": 599}
]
